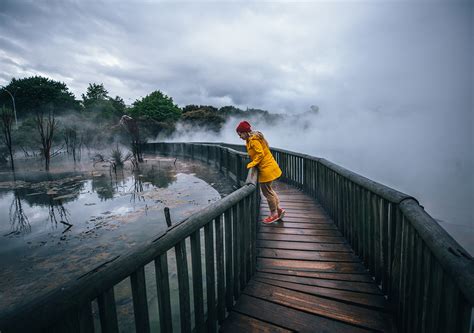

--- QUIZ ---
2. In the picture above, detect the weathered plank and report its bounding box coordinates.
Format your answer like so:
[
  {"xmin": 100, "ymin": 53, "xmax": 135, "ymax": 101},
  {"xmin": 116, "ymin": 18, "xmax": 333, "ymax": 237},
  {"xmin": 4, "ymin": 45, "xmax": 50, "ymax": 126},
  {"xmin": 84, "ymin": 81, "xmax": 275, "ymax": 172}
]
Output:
[
  {"xmin": 242, "ymin": 280, "xmax": 393, "ymax": 332},
  {"xmin": 255, "ymin": 271, "xmax": 382, "ymax": 294},
  {"xmin": 261, "ymin": 212, "xmax": 329, "ymax": 220},
  {"xmin": 261, "ymin": 207, "xmax": 326, "ymax": 214},
  {"xmin": 258, "ymin": 226, "xmax": 341, "ymax": 236},
  {"xmin": 266, "ymin": 222, "xmax": 338, "ymax": 230},
  {"xmin": 257, "ymin": 258, "xmax": 367, "ymax": 273},
  {"xmin": 220, "ymin": 311, "xmax": 292, "ymax": 333},
  {"xmin": 233, "ymin": 294, "xmax": 372, "ymax": 333},
  {"xmin": 261, "ymin": 216, "xmax": 333, "ymax": 223},
  {"xmin": 257, "ymin": 240, "xmax": 353, "ymax": 252},
  {"xmin": 257, "ymin": 233, "xmax": 346, "ymax": 244},
  {"xmin": 257, "ymin": 248, "xmax": 360, "ymax": 262},
  {"xmin": 253, "ymin": 276, "xmax": 387, "ymax": 309}
]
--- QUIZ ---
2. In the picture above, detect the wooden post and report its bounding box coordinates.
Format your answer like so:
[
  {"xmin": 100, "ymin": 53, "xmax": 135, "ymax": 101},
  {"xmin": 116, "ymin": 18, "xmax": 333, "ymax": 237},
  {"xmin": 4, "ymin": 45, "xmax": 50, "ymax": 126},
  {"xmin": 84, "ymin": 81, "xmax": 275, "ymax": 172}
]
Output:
[
  {"xmin": 98, "ymin": 288, "xmax": 119, "ymax": 333},
  {"xmin": 164, "ymin": 207, "xmax": 172, "ymax": 227},
  {"xmin": 131, "ymin": 266, "xmax": 150, "ymax": 333},
  {"xmin": 204, "ymin": 222, "xmax": 217, "ymax": 332},
  {"xmin": 154, "ymin": 253, "xmax": 172, "ymax": 333},
  {"xmin": 175, "ymin": 240, "xmax": 191, "ymax": 333},
  {"xmin": 224, "ymin": 208, "xmax": 234, "ymax": 311}
]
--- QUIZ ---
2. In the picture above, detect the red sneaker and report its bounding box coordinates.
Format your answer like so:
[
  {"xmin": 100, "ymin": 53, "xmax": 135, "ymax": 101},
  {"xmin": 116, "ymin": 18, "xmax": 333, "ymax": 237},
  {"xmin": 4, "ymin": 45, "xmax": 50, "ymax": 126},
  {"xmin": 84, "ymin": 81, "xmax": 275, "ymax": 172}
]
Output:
[
  {"xmin": 277, "ymin": 208, "xmax": 286, "ymax": 219},
  {"xmin": 263, "ymin": 214, "xmax": 280, "ymax": 224}
]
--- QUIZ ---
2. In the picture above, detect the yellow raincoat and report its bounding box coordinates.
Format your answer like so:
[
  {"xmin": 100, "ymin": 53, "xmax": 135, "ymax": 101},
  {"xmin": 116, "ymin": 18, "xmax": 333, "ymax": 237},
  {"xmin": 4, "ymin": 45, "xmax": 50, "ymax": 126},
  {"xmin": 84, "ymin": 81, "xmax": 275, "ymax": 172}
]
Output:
[{"xmin": 246, "ymin": 133, "xmax": 282, "ymax": 183}]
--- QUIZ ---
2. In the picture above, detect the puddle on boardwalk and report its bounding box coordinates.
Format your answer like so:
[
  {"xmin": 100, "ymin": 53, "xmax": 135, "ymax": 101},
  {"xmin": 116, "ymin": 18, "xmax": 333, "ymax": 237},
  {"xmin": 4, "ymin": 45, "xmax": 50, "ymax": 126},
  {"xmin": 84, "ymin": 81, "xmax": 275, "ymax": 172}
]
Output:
[{"xmin": 0, "ymin": 153, "xmax": 235, "ymax": 330}]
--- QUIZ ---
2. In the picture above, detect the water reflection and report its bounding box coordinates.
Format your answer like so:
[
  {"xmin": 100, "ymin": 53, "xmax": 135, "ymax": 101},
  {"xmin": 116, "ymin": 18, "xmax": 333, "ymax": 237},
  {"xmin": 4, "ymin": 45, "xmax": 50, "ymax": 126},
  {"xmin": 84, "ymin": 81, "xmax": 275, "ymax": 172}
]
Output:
[
  {"xmin": 47, "ymin": 198, "xmax": 71, "ymax": 232},
  {"xmin": 0, "ymin": 155, "xmax": 236, "ymax": 320},
  {"xmin": 91, "ymin": 173, "xmax": 118, "ymax": 201},
  {"xmin": 8, "ymin": 190, "xmax": 31, "ymax": 235},
  {"xmin": 4, "ymin": 172, "xmax": 86, "ymax": 207},
  {"xmin": 130, "ymin": 173, "xmax": 145, "ymax": 204},
  {"xmin": 89, "ymin": 164, "xmax": 179, "ymax": 203},
  {"xmin": 140, "ymin": 164, "xmax": 177, "ymax": 188}
]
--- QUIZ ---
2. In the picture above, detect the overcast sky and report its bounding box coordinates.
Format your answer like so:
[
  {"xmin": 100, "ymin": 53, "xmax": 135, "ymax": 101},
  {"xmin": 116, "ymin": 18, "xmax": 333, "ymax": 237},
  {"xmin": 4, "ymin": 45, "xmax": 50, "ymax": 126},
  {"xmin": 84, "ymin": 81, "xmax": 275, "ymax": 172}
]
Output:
[{"xmin": 0, "ymin": 0, "xmax": 472, "ymax": 247}]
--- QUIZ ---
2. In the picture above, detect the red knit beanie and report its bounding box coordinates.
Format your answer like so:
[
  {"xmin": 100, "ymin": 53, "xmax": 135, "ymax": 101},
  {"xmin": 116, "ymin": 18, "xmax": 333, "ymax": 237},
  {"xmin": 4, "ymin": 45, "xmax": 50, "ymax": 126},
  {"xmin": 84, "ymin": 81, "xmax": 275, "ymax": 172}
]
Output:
[{"xmin": 236, "ymin": 121, "xmax": 251, "ymax": 133}]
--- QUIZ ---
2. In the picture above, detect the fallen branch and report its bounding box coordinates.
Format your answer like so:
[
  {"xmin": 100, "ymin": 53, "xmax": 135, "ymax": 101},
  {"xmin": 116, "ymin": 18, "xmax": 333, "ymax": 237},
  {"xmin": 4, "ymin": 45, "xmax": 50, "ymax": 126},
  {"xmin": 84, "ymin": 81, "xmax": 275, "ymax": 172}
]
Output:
[{"xmin": 60, "ymin": 220, "xmax": 73, "ymax": 233}]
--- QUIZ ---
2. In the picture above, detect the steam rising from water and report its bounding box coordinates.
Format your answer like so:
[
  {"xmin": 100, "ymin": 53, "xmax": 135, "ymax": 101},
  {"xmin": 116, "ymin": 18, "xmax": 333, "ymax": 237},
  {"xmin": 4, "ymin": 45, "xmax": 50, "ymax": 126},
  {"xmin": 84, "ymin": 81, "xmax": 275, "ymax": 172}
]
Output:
[
  {"xmin": 162, "ymin": 2, "xmax": 473, "ymax": 240},
  {"xmin": 166, "ymin": 109, "xmax": 473, "ymax": 231}
]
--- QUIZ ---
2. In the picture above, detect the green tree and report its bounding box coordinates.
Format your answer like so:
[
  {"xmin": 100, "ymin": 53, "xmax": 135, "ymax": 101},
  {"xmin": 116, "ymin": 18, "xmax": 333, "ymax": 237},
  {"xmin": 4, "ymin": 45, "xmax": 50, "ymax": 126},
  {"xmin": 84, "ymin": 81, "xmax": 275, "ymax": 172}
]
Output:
[
  {"xmin": 219, "ymin": 105, "xmax": 245, "ymax": 117},
  {"xmin": 110, "ymin": 96, "xmax": 126, "ymax": 115},
  {"xmin": 82, "ymin": 83, "xmax": 109, "ymax": 108},
  {"xmin": 82, "ymin": 83, "xmax": 125, "ymax": 120},
  {"xmin": 181, "ymin": 107, "xmax": 225, "ymax": 132},
  {"xmin": 130, "ymin": 91, "xmax": 181, "ymax": 123},
  {"xmin": 183, "ymin": 104, "xmax": 218, "ymax": 114},
  {"xmin": 0, "ymin": 76, "xmax": 80, "ymax": 118}
]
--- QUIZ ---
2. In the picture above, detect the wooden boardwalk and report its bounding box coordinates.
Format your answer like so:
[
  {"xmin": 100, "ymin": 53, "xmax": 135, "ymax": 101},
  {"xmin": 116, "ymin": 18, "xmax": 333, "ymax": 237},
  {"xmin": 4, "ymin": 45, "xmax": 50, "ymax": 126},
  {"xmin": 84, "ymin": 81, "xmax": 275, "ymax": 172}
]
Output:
[{"xmin": 221, "ymin": 182, "xmax": 397, "ymax": 333}]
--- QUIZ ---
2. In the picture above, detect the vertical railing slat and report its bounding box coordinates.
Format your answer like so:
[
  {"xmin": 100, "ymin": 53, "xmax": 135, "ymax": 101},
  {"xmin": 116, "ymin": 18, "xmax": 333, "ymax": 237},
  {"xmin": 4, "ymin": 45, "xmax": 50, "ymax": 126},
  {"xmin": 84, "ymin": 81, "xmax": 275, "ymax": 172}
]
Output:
[
  {"xmin": 440, "ymin": 278, "xmax": 460, "ymax": 332},
  {"xmin": 98, "ymin": 288, "xmax": 119, "ymax": 333},
  {"xmin": 78, "ymin": 302, "xmax": 95, "ymax": 333},
  {"xmin": 224, "ymin": 209, "xmax": 234, "ymax": 310},
  {"xmin": 420, "ymin": 244, "xmax": 431, "ymax": 333},
  {"xmin": 240, "ymin": 200, "xmax": 247, "ymax": 289},
  {"xmin": 175, "ymin": 239, "xmax": 191, "ymax": 333},
  {"xmin": 190, "ymin": 230, "xmax": 205, "ymax": 332},
  {"xmin": 232, "ymin": 204, "xmax": 241, "ymax": 299},
  {"xmin": 410, "ymin": 236, "xmax": 424, "ymax": 333},
  {"xmin": 154, "ymin": 253, "xmax": 173, "ymax": 333},
  {"xmin": 131, "ymin": 266, "xmax": 150, "ymax": 333},
  {"xmin": 204, "ymin": 222, "xmax": 217, "ymax": 332},
  {"xmin": 215, "ymin": 215, "xmax": 226, "ymax": 321}
]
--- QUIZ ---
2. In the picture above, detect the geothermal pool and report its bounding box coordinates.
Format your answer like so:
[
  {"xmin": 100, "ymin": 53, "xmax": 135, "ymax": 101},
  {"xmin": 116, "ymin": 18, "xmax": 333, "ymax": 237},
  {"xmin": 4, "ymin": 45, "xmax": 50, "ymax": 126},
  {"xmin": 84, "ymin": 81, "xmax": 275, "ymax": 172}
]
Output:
[{"xmin": 0, "ymin": 154, "xmax": 235, "ymax": 331}]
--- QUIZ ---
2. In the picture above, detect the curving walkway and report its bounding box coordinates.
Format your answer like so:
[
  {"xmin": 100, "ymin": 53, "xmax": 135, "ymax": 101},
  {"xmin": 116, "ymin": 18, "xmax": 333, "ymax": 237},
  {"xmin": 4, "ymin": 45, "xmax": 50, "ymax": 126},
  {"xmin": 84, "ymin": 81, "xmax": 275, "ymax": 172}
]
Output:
[{"xmin": 221, "ymin": 181, "xmax": 397, "ymax": 333}]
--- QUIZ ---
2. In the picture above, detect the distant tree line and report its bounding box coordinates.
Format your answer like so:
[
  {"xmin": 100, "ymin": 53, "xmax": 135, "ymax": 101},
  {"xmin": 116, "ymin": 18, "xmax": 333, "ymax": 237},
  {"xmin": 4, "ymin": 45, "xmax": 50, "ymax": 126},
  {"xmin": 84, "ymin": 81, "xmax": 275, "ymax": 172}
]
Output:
[{"xmin": 0, "ymin": 75, "xmax": 287, "ymax": 170}]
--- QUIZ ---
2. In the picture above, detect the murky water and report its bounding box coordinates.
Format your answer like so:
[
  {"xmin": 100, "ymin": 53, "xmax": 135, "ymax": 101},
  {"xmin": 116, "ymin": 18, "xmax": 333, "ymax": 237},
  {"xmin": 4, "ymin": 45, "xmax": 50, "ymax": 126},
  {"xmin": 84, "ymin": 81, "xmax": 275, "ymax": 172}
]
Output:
[{"xmin": 0, "ymin": 153, "xmax": 235, "ymax": 331}]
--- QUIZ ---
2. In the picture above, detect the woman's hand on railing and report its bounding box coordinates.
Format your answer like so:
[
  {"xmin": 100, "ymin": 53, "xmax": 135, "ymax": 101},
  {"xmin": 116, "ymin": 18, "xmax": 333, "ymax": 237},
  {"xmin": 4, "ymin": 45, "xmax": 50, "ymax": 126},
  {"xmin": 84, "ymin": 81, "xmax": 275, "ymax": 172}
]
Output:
[{"xmin": 246, "ymin": 167, "xmax": 258, "ymax": 185}]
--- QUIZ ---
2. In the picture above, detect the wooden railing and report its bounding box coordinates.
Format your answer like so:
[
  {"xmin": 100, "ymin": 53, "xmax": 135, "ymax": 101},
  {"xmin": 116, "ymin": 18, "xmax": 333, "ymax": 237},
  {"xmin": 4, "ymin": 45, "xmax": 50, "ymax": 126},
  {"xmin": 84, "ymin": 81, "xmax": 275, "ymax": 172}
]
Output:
[
  {"xmin": 268, "ymin": 146, "xmax": 473, "ymax": 333},
  {"xmin": 0, "ymin": 143, "xmax": 259, "ymax": 333},
  {"xmin": 2, "ymin": 142, "xmax": 472, "ymax": 333},
  {"xmin": 147, "ymin": 142, "xmax": 474, "ymax": 332}
]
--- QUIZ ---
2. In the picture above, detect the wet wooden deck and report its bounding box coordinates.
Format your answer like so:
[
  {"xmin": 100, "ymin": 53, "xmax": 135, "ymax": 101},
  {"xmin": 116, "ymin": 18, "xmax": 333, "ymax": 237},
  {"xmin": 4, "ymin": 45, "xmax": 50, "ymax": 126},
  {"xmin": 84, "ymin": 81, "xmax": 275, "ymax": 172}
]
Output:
[{"xmin": 221, "ymin": 182, "xmax": 397, "ymax": 333}]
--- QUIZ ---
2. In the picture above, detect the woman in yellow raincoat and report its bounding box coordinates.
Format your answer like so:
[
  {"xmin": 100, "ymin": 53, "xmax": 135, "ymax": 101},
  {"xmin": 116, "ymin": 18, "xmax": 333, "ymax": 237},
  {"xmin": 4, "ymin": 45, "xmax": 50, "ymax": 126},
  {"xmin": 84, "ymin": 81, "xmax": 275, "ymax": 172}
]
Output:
[{"xmin": 236, "ymin": 121, "xmax": 285, "ymax": 224}]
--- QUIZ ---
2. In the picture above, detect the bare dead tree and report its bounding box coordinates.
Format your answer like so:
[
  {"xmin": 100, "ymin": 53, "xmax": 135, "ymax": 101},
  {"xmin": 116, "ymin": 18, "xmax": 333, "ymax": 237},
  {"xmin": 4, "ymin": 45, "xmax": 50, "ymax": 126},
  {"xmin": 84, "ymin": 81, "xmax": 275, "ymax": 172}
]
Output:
[
  {"xmin": 63, "ymin": 126, "xmax": 81, "ymax": 162},
  {"xmin": 0, "ymin": 106, "xmax": 15, "ymax": 171},
  {"xmin": 119, "ymin": 115, "xmax": 143, "ymax": 163},
  {"xmin": 63, "ymin": 129, "xmax": 70, "ymax": 154},
  {"xmin": 35, "ymin": 109, "xmax": 58, "ymax": 171}
]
